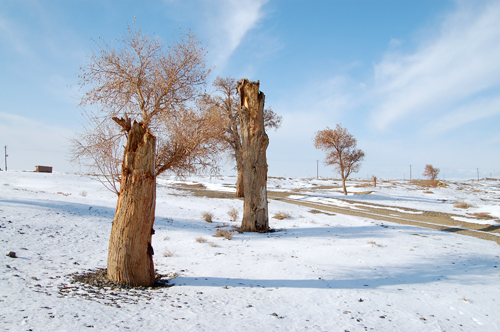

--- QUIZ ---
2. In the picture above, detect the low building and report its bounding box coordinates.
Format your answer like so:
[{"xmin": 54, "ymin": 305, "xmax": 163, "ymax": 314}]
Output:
[{"xmin": 35, "ymin": 166, "xmax": 53, "ymax": 173}]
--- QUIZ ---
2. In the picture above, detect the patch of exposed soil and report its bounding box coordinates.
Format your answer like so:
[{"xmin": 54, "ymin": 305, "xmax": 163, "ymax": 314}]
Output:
[{"xmin": 170, "ymin": 183, "xmax": 500, "ymax": 244}]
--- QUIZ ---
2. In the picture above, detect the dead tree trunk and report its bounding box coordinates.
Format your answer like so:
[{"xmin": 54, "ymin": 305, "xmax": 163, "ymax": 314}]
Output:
[
  {"xmin": 107, "ymin": 119, "xmax": 157, "ymax": 287},
  {"xmin": 235, "ymin": 152, "xmax": 244, "ymax": 198},
  {"xmin": 237, "ymin": 79, "xmax": 269, "ymax": 232}
]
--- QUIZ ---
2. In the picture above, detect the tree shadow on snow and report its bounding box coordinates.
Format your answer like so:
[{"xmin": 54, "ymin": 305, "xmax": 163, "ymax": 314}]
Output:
[
  {"xmin": 172, "ymin": 255, "xmax": 498, "ymax": 290},
  {"xmin": 0, "ymin": 198, "xmax": 116, "ymax": 220}
]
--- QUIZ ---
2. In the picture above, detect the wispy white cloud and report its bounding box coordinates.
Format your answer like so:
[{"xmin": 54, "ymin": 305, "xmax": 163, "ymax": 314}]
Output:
[
  {"xmin": 203, "ymin": 0, "xmax": 269, "ymax": 69},
  {"xmin": 370, "ymin": 0, "xmax": 500, "ymax": 131},
  {"xmin": 422, "ymin": 96, "xmax": 500, "ymax": 136}
]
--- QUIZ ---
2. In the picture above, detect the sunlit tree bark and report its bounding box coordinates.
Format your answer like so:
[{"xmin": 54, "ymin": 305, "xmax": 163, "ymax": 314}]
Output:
[{"xmin": 238, "ymin": 79, "xmax": 269, "ymax": 232}]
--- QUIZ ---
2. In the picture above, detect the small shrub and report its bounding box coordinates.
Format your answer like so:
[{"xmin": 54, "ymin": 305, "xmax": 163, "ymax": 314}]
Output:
[
  {"xmin": 196, "ymin": 237, "xmax": 207, "ymax": 243},
  {"xmin": 202, "ymin": 211, "xmax": 214, "ymax": 223},
  {"xmin": 214, "ymin": 229, "xmax": 234, "ymax": 240},
  {"xmin": 227, "ymin": 208, "xmax": 239, "ymax": 221},
  {"xmin": 208, "ymin": 242, "xmax": 218, "ymax": 248},
  {"xmin": 163, "ymin": 236, "xmax": 170, "ymax": 241},
  {"xmin": 453, "ymin": 201, "xmax": 474, "ymax": 209},
  {"xmin": 273, "ymin": 211, "xmax": 292, "ymax": 220},
  {"xmin": 163, "ymin": 248, "xmax": 175, "ymax": 257},
  {"xmin": 80, "ymin": 191, "xmax": 87, "ymax": 197}
]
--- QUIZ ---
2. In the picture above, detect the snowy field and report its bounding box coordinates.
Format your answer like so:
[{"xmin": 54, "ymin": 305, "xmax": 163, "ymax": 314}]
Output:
[{"xmin": 1, "ymin": 171, "xmax": 499, "ymax": 331}]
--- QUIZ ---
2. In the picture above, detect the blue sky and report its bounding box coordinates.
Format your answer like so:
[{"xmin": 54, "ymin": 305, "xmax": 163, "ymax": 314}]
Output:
[{"xmin": 1, "ymin": 0, "xmax": 499, "ymax": 179}]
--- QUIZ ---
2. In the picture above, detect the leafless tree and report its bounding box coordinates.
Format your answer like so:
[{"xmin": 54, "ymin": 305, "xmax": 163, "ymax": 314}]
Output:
[
  {"xmin": 423, "ymin": 164, "xmax": 440, "ymax": 181},
  {"xmin": 74, "ymin": 26, "xmax": 218, "ymax": 286},
  {"xmin": 314, "ymin": 124, "xmax": 365, "ymax": 195},
  {"xmin": 208, "ymin": 76, "xmax": 281, "ymax": 197},
  {"xmin": 72, "ymin": 111, "xmax": 123, "ymax": 195}
]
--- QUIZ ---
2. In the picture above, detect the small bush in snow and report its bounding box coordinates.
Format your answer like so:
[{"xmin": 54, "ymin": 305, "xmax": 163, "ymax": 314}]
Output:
[
  {"xmin": 208, "ymin": 242, "xmax": 218, "ymax": 248},
  {"xmin": 453, "ymin": 201, "xmax": 475, "ymax": 209},
  {"xmin": 202, "ymin": 211, "xmax": 214, "ymax": 222},
  {"xmin": 79, "ymin": 191, "xmax": 87, "ymax": 197},
  {"xmin": 163, "ymin": 248, "xmax": 175, "ymax": 257},
  {"xmin": 214, "ymin": 229, "xmax": 233, "ymax": 240},
  {"xmin": 273, "ymin": 211, "xmax": 292, "ymax": 220},
  {"xmin": 196, "ymin": 237, "xmax": 207, "ymax": 243},
  {"xmin": 227, "ymin": 208, "xmax": 239, "ymax": 221}
]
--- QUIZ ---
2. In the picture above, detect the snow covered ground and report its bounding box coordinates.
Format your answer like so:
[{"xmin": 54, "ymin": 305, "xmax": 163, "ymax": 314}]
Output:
[{"xmin": 1, "ymin": 171, "xmax": 499, "ymax": 331}]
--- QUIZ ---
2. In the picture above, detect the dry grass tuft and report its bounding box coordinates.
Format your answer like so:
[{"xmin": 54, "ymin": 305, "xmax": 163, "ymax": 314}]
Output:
[
  {"xmin": 367, "ymin": 240, "xmax": 383, "ymax": 247},
  {"xmin": 163, "ymin": 248, "xmax": 175, "ymax": 257},
  {"xmin": 208, "ymin": 242, "xmax": 218, "ymax": 247},
  {"xmin": 202, "ymin": 211, "xmax": 214, "ymax": 222},
  {"xmin": 227, "ymin": 208, "xmax": 239, "ymax": 221},
  {"xmin": 423, "ymin": 190, "xmax": 434, "ymax": 194},
  {"xmin": 196, "ymin": 237, "xmax": 207, "ymax": 243},
  {"xmin": 453, "ymin": 201, "xmax": 475, "ymax": 209},
  {"xmin": 273, "ymin": 211, "xmax": 292, "ymax": 220},
  {"xmin": 80, "ymin": 191, "xmax": 87, "ymax": 197},
  {"xmin": 214, "ymin": 229, "xmax": 234, "ymax": 240},
  {"xmin": 354, "ymin": 183, "xmax": 372, "ymax": 188}
]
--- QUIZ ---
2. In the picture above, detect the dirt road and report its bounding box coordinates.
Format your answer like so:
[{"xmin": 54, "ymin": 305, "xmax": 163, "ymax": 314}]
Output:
[{"xmin": 173, "ymin": 185, "xmax": 500, "ymax": 245}]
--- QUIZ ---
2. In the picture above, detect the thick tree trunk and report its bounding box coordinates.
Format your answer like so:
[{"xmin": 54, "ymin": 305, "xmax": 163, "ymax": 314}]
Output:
[
  {"xmin": 107, "ymin": 120, "xmax": 157, "ymax": 287},
  {"xmin": 229, "ymin": 113, "xmax": 245, "ymax": 198},
  {"xmin": 235, "ymin": 156, "xmax": 244, "ymax": 198},
  {"xmin": 237, "ymin": 79, "xmax": 269, "ymax": 232}
]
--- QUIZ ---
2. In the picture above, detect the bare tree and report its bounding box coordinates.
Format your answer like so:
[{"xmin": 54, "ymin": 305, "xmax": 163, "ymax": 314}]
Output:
[
  {"xmin": 75, "ymin": 26, "xmax": 215, "ymax": 286},
  {"xmin": 238, "ymin": 79, "xmax": 269, "ymax": 232},
  {"xmin": 72, "ymin": 112, "xmax": 123, "ymax": 195},
  {"xmin": 423, "ymin": 164, "xmax": 440, "ymax": 181},
  {"xmin": 209, "ymin": 76, "xmax": 281, "ymax": 197},
  {"xmin": 314, "ymin": 124, "xmax": 365, "ymax": 195}
]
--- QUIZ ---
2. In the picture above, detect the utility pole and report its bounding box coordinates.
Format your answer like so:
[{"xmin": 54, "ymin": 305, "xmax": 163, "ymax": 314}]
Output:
[
  {"xmin": 4, "ymin": 146, "xmax": 7, "ymax": 171},
  {"xmin": 409, "ymin": 165, "xmax": 412, "ymax": 181},
  {"xmin": 316, "ymin": 160, "xmax": 319, "ymax": 179}
]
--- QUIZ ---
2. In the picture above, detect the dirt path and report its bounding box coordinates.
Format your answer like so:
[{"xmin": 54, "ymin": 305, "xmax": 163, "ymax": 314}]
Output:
[
  {"xmin": 171, "ymin": 185, "xmax": 500, "ymax": 245},
  {"xmin": 268, "ymin": 191, "xmax": 500, "ymax": 245}
]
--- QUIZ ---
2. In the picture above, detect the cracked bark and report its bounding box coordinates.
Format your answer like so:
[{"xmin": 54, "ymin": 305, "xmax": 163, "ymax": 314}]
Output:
[
  {"xmin": 107, "ymin": 119, "xmax": 157, "ymax": 286},
  {"xmin": 237, "ymin": 79, "xmax": 269, "ymax": 232}
]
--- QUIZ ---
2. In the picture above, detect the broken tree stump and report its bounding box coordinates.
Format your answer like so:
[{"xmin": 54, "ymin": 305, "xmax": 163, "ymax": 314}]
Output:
[
  {"xmin": 237, "ymin": 79, "xmax": 269, "ymax": 232},
  {"xmin": 107, "ymin": 119, "xmax": 157, "ymax": 287}
]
